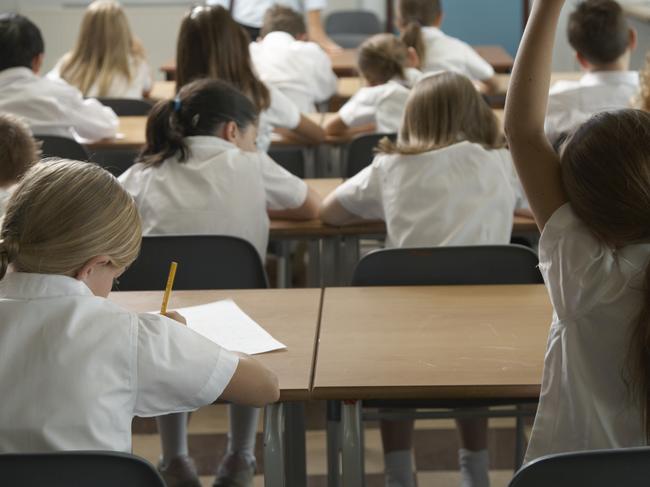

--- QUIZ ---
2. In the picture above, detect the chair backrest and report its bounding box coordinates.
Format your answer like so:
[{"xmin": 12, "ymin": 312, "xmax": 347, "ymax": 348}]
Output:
[
  {"xmin": 268, "ymin": 147, "xmax": 305, "ymax": 177},
  {"xmin": 509, "ymin": 447, "xmax": 650, "ymax": 487},
  {"xmin": 97, "ymin": 98, "xmax": 153, "ymax": 116},
  {"xmin": 91, "ymin": 149, "xmax": 139, "ymax": 177},
  {"xmin": 0, "ymin": 451, "xmax": 164, "ymax": 487},
  {"xmin": 326, "ymin": 10, "xmax": 381, "ymax": 35},
  {"xmin": 352, "ymin": 245, "xmax": 543, "ymax": 286},
  {"xmin": 345, "ymin": 132, "xmax": 396, "ymax": 178},
  {"xmin": 118, "ymin": 235, "xmax": 269, "ymax": 291},
  {"xmin": 36, "ymin": 135, "xmax": 90, "ymax": 161}
]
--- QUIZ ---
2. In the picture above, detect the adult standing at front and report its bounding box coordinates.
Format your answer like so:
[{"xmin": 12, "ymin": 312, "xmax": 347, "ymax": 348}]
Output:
[{"xmin": 207, "ymin": 0, "xmax": 341, "ymax": 52}]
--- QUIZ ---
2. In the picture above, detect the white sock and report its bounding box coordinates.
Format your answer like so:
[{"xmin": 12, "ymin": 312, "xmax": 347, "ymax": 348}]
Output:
[
  {"xmin": 459, "ymin": 448, "xmax": 490, "ymax": 487},
  {"xmin": 157, "ymin": 412, "xmax": 189, "ymax": 466},
  {"xmin": 384, "ymin": 449, "xmax": 415, "ymax": 487},
  {"xmin": 226, "ymin": 404, "xmax": 259, "ymax": 465}
]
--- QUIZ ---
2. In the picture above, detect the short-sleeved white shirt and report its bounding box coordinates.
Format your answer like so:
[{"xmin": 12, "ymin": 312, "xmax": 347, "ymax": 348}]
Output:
[
  {"xmin": 0, "ymin": 67, "xmax": 118, "ymax": 143},
  {"xmin": 206, "ymin": 0, "xmax": 326, "ymax": 28},
  {"xmin": 333, "ymin": 141, "xmax": 516, "ymax": 248},
  {"xmin": 250, "ymin": 32, "xmax": 337, "ymax": 113},
  {"xmin": 257, "ymin": 84, "xmax": 302, "ymax": 152},
  {"xmin": 338, "ymin": 69, "xmax": 422, "ymax": 133},
  {"xmin": 119, "ymin": 136, "xmax": 307, "ymax": 259},
  {"xmin": 0, "ymin": 272, "xmax": 239, "ymax": 453},
  {"xmin": 47, "ymin": 55, "xmax": 153, "ymax": 99},
  {"xmin": 420, "ymin": 27, "xmax": 494, "ymax": 81},
  {"xmin": 544, "ymin": 71, "xmax": 639, "ymax": 145}
]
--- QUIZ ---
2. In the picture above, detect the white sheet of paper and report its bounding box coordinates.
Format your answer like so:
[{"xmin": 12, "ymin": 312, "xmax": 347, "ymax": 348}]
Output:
[{"xmin": 172, "ymin": 299, "xmax": 286, "ymax": 355}]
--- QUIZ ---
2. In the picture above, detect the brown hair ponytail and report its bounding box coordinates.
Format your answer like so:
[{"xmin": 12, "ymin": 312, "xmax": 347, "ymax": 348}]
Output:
[
  {"xmin": 0, "ymin": 237, "xmax": 19, "ymax": 279},
  {"xmin": 397, "ymin": 0, "xmax": 442, "ymax": 67},
  {"xmin": 401, "ymin": 22, "xmax": 425, "ymax": 67},
  {"xmin": 358, "ymin": 34, "xmax": 409, "ymax": 85}
]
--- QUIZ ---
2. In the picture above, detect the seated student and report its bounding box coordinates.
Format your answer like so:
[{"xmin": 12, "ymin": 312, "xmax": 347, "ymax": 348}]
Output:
[
  {"xmin": 321, "ymin": 72, "xmax": 517, "ymax": 487},
  {"xmin": 47, "ymin": 0, "xmax": 152, "ymax": 99},
  {"xmin": 0, "ymin": 14, "xmax": 117, "ymax": 142},
  {"xmin": 119, "ymin": 79, "xmax": 320, "ymax": 487},
  {"xmin": 0, "ymin": 158, "xmax": 279, "ymax": 453},
  {"xmin": 505, "ymin": 0, "xmax": 650, "ymax": 465},
  {"xmin": 397, "ymin": 0, "xmax": 498, "ymax": 93},
  {"xmin": 324, "ymin": 33, "xmax": 422, "ymax": 137},
  {"xmin": 250, "ymin": 5, "xmax": 337, "ymax": 113},
  {"xmin": 0, "ymin": 114, "xmax": 40, "ymax": 217},
  {"xmin": 545, "ymin": 0, "xmax": 639, "ymax": 145},
  {"xmin": 176, "ymin": 5, "xmax": 324, "ymax": 153}
]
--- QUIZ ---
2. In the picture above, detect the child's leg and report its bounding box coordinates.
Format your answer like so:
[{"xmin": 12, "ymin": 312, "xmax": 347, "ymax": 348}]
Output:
[
  {"xmin": 456, "ymin": 417, "xmax": 490, "ymax": 487},
  {"xmin": 215, "ymin": 404, "xmax": 259, "ymax": 480},
  {"xmin": 381, "ymin": 418, "xmax": 415, "ymax": 487},
  {"xmin": 157, "ymin": 412, "xmax": 190, "ymax": 465}
]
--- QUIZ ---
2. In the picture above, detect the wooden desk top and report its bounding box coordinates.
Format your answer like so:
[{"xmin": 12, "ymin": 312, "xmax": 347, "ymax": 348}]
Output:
[
  {"xmin": 87, "ymin": 116, "xmax": 147, "ymax": 151},
  {"xmin": 312, "ymin": 285, "xmax": 551, "ymax": 400},
  {"xmin": 109, "ymin": 288, "xmax": 322, "ymax": 401},
  {"xmin": 494, "ymin": 72, "xmax": 583, "ymax": 95},
  {"xmin": 473, "ymin": 45, "xmax": 514, "ymax": 73}
]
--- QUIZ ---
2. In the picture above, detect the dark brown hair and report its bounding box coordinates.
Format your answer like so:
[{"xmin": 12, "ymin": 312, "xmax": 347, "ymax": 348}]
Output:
[
  {"xmin": 380, "ymin": 71, "xmax": 503, "ymax": 155},
  {"xmin": 260, "ymin": 5, "xmax": 306, "ymax": 38},
  {"xmin": 560, "ymin": 109, "xmax": 650, "ymax": 439},
  {"xmin": 398, "ymin": 0, "xmax": 442, "ymax": 64},
  {"xmin": 138, "ymin": 79, "xmax": 259, "ymax": 167},
  {"xmin": 0, "ymin": 114, "xmax": 40, "ymax": 186},
  {"xmin": 358, "ymin": 34, "xmax": 408, "ymax": 85},
  {"xmin": 568, "ymin": 0, "xmax": 630, "ymax": 65},
  {"xmin": 176, "ymin": 5, "xmax": 270, "ymax": 111}
]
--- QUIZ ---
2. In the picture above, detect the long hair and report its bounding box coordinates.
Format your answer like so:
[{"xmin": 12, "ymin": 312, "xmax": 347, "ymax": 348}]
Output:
[
  {"xmin": 398, "ymin": 0, "xmax": 442, "ymax": 65},
  {"xmin": 176, "ymin": 5, "xmax": 270, "ymax": 112},
  {"xmin": 379, "ymin": 71, "xmax": 503, "ymax": 155},
  {"xmin": 560, "ymin": 109, "xmax": 650, "ymax": 440},
  {"xmin": 638, "ymin": 52, "xmax": 650, "ymax": 112},
  {"xmin": 0, "ymin": 114, "xmax": 40, "ymax": 186},
  {"xmin": 358, "ymin": 34, "xmax": 408, "ymax": 86},
  {"xmin": 59, "ymin": 1, "xmax": 144, "ymax": 97}
]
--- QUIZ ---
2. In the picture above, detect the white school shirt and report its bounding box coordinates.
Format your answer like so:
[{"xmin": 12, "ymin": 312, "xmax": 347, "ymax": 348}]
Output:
[
  {"xmin": 544, "ymin": 71, "xmax": 639, "ymax": 145},
  {"xmin": 420, "ymin": 27, "xmax": 494, "ymax": 81},
  {"xmin": 0, "ymin": 67, "xmax": 118, "ymax": 143},
  {"xmin": 333, "ymin": 141, "xmax": 516, "ymax": 248},
  {"xmin": 250, "ymin": 31, "xmax": 337, "ymax": 113},
  {"xmin": 119, "ymin": 136, "xmax": 307, "ymax": 259},
  {"xmin": 206, "ymin": 0, "xmax": 326, "ymax": 28},
  {"xmin": 47, "ymin": 55, "xmax": 153, "ymax": 99},
  {"xmin": 338, "ymin": 69, "xmax": 422, "ymax": 133},
  {"xmin": 0, "ymin": 272, "xmax": 239, "ymax": 453},
  {"xmin": 525, "ymin": 204, "xmax": 650, "ymax": 463},
  {"xmin": 257, "ymin": 84, "xmax": 302, "ymax": 152}
]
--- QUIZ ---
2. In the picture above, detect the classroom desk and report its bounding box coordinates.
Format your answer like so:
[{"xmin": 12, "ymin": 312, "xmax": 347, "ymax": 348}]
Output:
[
  {"xmin": 110, "ymin": 288, "xmax": 322, "ymax": 487},
  {"xmin": 473, "ymin": 45, "xmax": 515, "ymax": 73},
  {"xmin": 313, "ymin": 285, "xmax": 551, "ymax": 485},
  {"xmin": 494, "ymin": 71, "xmax": 583, "ymax": 96}
]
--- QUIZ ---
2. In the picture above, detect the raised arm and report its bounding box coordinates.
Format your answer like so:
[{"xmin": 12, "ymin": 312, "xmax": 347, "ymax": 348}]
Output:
[{"xmin": 504, "ymin": 0, "xmax": 568, "ymax": 230}]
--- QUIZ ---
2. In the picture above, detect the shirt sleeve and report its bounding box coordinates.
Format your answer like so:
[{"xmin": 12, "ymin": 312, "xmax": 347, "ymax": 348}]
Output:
[
  {"xmin": 264, "ymin": 85, "xmax": 301, "ymax": 130},
  {"xmin": 259, "ymin": 153, "xmax": 308, "ymax": 210},
  {"xmin": 464, "ymin": 43, "xmax": 495, "ymax": 81},
  {"xmin": 303, "ymin": 0, "xmax": 327, "ymax": 11},
  {"xmin": 538, "ymin": 203, "xmax": 613, "ymax": 321},
  {"xmin": 306, "ymin": 44, "xmax": 338, "ymax": 101},
  {"xmin": 133, "ymin": 312, "xmax": 239, "ymax": 416},
  {"xmin": 333, "ymin": 159, "xmax": 385, "ymax": 220},
  {"xmin": 338, "ymin": 88, "xmax": 378, "ymax": 128}
]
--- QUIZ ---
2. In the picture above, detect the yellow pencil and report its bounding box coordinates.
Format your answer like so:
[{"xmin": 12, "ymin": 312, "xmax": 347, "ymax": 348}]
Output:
[{"xmin": 160, "ymin": 261, "xmax": 178, "ymax": 315}]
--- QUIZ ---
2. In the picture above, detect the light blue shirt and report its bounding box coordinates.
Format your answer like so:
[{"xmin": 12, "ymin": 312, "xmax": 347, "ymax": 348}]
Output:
[{"xmin": 206, "ymin": 0, "xmax": 327, "ymax": 28}]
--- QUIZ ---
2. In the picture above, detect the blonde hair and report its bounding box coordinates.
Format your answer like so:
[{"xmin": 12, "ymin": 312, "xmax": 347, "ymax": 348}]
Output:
[
  {"xmin": 59, "ymin": 0, "xmax": 144, "ymax": 97},
  {"xmin": 358, "ymin": 33, "xmax": 409, "ymax": 86},
  {"xmin": 0, "ymin": 159, "xmax": 141, "ymax": 279},
  {"xmin": 0, "ymin": 114, "xmax": 40, "ymax": 186},
  {"xmin": 380, "ymin": 72, "xmax": 504, "ymax": 155},
  {"xmin": 638, "ymin": 52, "xmax": 650, "ymax": 112}
]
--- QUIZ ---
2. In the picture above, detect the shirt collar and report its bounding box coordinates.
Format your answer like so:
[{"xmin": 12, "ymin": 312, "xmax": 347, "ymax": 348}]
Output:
[
  {"xmin": 0, "ymin": 272, "xmax": 93, "ymax": 300},
  {"xmin": 420, "ymin": 26, "xmax": 444, "ymax": 39},
  {"xmin": 0, "ymin": 67, "xmax": 38, "ymax": 87},
  {"xmin": 581, "ymin": 70, "xmax": 639, "ymax": 87},
  {"xmin": 261, "ymin": 31, "xmax": 296, "ymax": 45},
  {"xmin": 183, "ymin": 136, "xmax": 239, "ymax": 161}
]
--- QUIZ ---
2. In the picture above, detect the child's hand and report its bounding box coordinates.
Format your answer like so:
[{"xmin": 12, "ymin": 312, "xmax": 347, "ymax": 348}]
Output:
[{"xmin": 163, "ymin": 310, "xmax": 187, "ymax": 325}]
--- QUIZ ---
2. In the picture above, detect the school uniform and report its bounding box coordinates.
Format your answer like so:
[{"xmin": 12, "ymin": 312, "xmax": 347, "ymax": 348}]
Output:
[
  {"xmin": 525, "ymin": 203, "xmax": 650, "ymax": 462},
  {"xmin": 47, "ymin": 55, "xmax": 153, "ymax": 99},
  {"xmin": 119, "ymin": 136, "xmax": 307, "ymax": 259},
  {"xmin": 338, "ymin": 68, "xmax": 422, "ymax": 133},
  {"xmin": 206, "ymin": 0, "xmax": 326, "ymax": 29},
  {"xmin": 0, "ymin": 67, "xmax": 118, "ymax": 143},
  {"xmin": 420, "ymin": 26, "xmax": 494, "ymax": 81},
  {"xmin": 250, "ymin": 31, "xmax": 337, "ymax": 113},
  {"xmin": 257, "ymin": 84, "xmax": 302, "ymax": 152},
  {"xmin": 0, "ymin": 272, "xmax": 238, "ymax": 453},
  {"xmin": 544, "ymin": 71, "xmax": 639, "ymax": 144},
  {"xmin": 333, "ymin": 141, "xmax": 516, "ymax": 248}
]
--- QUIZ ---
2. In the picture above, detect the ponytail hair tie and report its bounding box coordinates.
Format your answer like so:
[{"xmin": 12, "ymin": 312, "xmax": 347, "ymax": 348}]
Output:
[{"xmin": 173, "ymin": 97, "xmax": 182, "ymax": 113}]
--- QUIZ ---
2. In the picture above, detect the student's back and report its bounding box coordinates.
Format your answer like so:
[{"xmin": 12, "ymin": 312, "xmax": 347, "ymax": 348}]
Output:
[{"xmin": 0, "ymin": 14, "xmax": 117, "ymax": 142}]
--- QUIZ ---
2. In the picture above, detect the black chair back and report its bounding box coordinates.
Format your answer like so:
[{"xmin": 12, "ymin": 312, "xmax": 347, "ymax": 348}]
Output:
[
  {"xmin": 91, "ymin": 149, "xmax": 139, "ymax": 177},
  {"xmin": 352, "ymin": 245, "xmax": 543, "ymax": 286},
  {"xmin": 97, "ymin": 98, "xmax": 153, "ymax": 116},
  {"xmin": 345, "ymin": 132, "xmax": 396, "ymax": 178},
  {"xmin": 268, "ymin": 147, "xmax": 305, "ymax": 178},
  {"xmin": 325, "ymin": 10, "xmax": 382, "ymax": 48},
  {"xmin": 509, "ymin": 447, "xmax": 650, "ymax": 487},
  {"xmin": 118, "ymin": 235, "xmax": 268, "ymax": 291},
  {"xmin": 0, "ymin": 451, "xmax": 164, "ymax": 487},
  {"xmin": 36, "ymin": 135, "xmax": 90, "ymax": 161}
]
